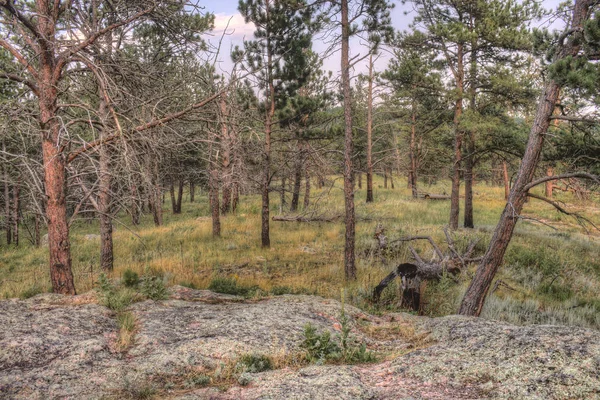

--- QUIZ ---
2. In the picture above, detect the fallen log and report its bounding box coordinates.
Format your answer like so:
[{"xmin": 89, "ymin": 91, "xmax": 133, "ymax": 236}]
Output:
[{"xmin": 272, "ymin": 214, "xmax": 341, "ymax": 222}]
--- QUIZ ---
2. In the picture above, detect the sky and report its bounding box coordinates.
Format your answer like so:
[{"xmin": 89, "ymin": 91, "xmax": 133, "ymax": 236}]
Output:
[{"xmin": 202, "ymin": 0, "xmax": 566, "ymax": 78}]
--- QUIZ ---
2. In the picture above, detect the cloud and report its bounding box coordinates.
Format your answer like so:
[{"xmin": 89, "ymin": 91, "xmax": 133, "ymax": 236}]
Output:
[{"xmin": 212, "ymin": 13, "xmax": 255, "ymax": 39}]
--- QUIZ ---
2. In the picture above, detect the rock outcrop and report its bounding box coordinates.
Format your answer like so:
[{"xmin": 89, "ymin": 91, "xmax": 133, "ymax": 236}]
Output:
[{"xmin": 0, "ymin": 286, "xmax": 598, "ymax": 399}]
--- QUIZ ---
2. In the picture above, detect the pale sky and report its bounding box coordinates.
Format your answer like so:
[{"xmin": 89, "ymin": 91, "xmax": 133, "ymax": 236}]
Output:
[{"xmin": 202, "ymin": 0, "xmax": 567, "ymax": 79}]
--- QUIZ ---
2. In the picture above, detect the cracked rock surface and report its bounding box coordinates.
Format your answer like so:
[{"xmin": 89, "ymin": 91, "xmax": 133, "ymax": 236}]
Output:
[{"xmin": 1, "ymin": 286, "xmax": 599, "ymax": 399}]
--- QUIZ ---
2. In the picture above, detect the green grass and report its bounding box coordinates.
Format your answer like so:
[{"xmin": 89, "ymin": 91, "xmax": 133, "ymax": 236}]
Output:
[{"xmin": 1, "ymin": 175, "xmax": 599, "ymax": 329}]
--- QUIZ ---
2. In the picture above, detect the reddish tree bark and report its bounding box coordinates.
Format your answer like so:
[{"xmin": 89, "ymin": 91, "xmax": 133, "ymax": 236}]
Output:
[
  {"xmin": 502, "ymin": 161, "xmax": 510, "ymax": 200},
  {"xmin": 341, "ymin": 0, "xmax": 356, "ymax": 280},
  {"xmin": 459, "ymin": 0, "xmax": 593, "ymax": 316}
]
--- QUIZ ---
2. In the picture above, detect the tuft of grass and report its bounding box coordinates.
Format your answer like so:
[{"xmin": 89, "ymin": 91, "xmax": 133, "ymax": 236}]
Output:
[
  {"xmin": 140, "ymin": 276, "xmax": 168, "ymax": 301},
  {"xmin": 19, "ymin": 284, "xmax": 47, "ymax": 299},
  {"xmin": 116, "ymin": 311, "xmax": 137, "ymax": 351},
  {"xmin": 236, "ymin": 353, "xmax": 274, "ymax": 373}
]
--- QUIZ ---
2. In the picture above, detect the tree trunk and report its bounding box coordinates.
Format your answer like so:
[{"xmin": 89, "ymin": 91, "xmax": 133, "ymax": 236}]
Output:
[
  {"xmin": 11, "ymin": 183, "xmax": 19, "ymax": 246},
  {"xmin": 151, "ymin": 159, "xmax": 163, "ymax": 226},
  {"xmin": 261, "ymin": 5, "xmax": 275, "ymax": 248},
  {"xmin": 449, "ymin": 43, "xmax": 465, "ymax": 230},
  {"xmin": 409, "ymin": 98, "xmax": 418, "ymax": 198},
  {"xmin": 176, "ymin": 178, "xmax": 184, "ymax": 213},
  {"xmin": 209, "ymin": 148, "xmax": 221, "ymax": 237},
  {"xmin": 389, "ymin": 168, "xmax": 394, "ymax": 189},
  {"xmin": 384, "ymin": 169, "xmax": 388, "ymax": 189},
  {"xmin": 341, "ymin": 0, "xmax": 356, "ymax": 280},
  {"xmin": 131, "ymin": 183, "xmax": 140, "ymax": 226},
  {"xmin": 458, "ymin": 0, "xmax": 591, "ymax": 316},
  {"xmin": 464, "ymin": 141, "xmax": 474, "ymax": 228},
  {"xmin": 366, "ymin": 54, "xmax": 374, "ymax": 203},
  {"xmin": 357, "ymin": 173, "xmax": 362, "ymax": 189},
  {"xmin": 98, "ymin": 143, "xmax": 113, "ymax": 271},
  {"xmin": 502, "ymin": 161, "xmax": 510, "ymax": 200},
  {"xmin": 34, "ymin": 213, "xmax": 41, "ymax": 248},
  {"xmin": 231, "ymin": 182, "xmax": 239, "ymax": 214},
  {"xmin": 545, "ymin": 166, "xmax": 554, "ymax": 199},
  {"xmin": 291, "ymin": 139, "xmax": 303, "ymax": 212},
  {"xmin": 190, "ymin": 181, "xmax": 195, "ymax": 203},
  {"xmin": 220, "ymin": 93, "xmax": 232, "ymax": 215},
  {"xmin": 303, "ymin": 157, "xmax": 311, "ymax": 210},
  {"xmin": 170, "ymin": 180, "xmax": 177, "ymax": 214},
  {"xmin": 3, "ymin": 144, "xmax": 11, "ymax": 245}
]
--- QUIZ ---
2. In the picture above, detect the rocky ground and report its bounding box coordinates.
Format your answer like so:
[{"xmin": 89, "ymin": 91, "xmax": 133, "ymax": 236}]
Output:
[{"xmin": 1, "ymin": 286, "xmax": 599, "ymax": 399}]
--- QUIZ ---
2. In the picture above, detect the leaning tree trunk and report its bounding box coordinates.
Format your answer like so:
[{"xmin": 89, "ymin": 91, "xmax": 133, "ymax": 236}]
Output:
[
  {"xmin": 458, "ymin": 0, "xmax": 592, "ymax": 316},
  {"xmin": 341, "ymin": 0, "xmax": 356, "ymax": 280},
  {"xmin": 449, "ymin": 43, "xmax": 465, "ymax": 230},
  {"xmin": 502, "ymin": 161, "xmax": 510, "ymax": 200}
]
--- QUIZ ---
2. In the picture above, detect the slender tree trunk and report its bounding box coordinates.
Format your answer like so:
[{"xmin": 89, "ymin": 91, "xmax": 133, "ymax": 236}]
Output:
[
  {"xmin": 384, "ymin": 169, "xmax": 388, "ymax": 189},
  {"xmin": 502, "ymin": 161, "xmax": 510, "ymax": 200},
  {"xmin": 464, "ymin": 142, "xmax": 475, "ymax": 228},
  {"xmin": 545, "ymin": 166, "xmax": 554, "ymax": 199},
  {"xmin": 98, "ymin": 95, "xmax": 114, "ymax": 271},
  {"xmin": 176, "ymin": 178, "xmax": 184, "ymax": 213},
  {"xmin": 366, "ymin": 54, "xmax": 374, "ymax": 203},
  {"xmin": 131, "ymin": 183, "xmax": 140, "ymax": 225},
  {"xmin": 280, "ymin": 176, "xmax": 287, "ymax": 210},
  {"xmin": 458, "ymin": 0, "xmax": 591, "ymax": 316},
  {"xmin": 357, "ymin": 173, "xmax": 362, "ymax": 189},
  {"xmin": 341, "ymin": 0, "xmax": 356, "ymax": 280},
  {"xmin": 409, "ymin": 96, "xmax": 418, "ymax": 198},
  {"xmin": 34, "ymin": 213, "xmax": 41, "ymax": 248},
  {"xmin": 11, "ymin": 183, "xmax": 19, "ymax": 246},
  {"xmin": 464, "ymin": 33, "xmax": 478, "ymax": 229},
  {"xmin": 291, "ymin": 139, "xmax": 303, "ymax": 212},
  {"xmin": 209, "ymin": 145, "xmax": 221, "ymax": 237},
  {"xmin": 449, "ymin": 43, "xmax": 465, "ymax": 230},
  {"xmin": 170, "ymin": 180, "xmax": 177, "ymax": 214},
  {"xmin": 220, "ymin": 93, "xmax": 232, "ymax": 215},
  {"xmin": 190, "ymin": 181, "xmax": 195, "ymax": 203},
  {"xmin": 304, "ymin": 153, "xmax": 311, "ymax": 210},
  {"xmin": 151, "ymin": 159, "xmax": 163, "ymax": 226},
  {"xmin": 261, "ymin": 3, "xmax": 275, "ymax": 248},
  {"xmin": 231, "ymin": 182, "xmax": 239, "ymax": 214},
  {"xmin": 3, "ymin": 144, "xmax": 11, "ymax": 245}
]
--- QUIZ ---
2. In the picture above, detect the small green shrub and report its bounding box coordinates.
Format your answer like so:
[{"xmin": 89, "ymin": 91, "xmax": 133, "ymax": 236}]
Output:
[
  {"xmin": 237, "ymin": 353, "xmax": 273, "ymax": 373},
  {"xmin": 97, "ymin": 273, "xmax": 138, "ymax": 312},
  {"xmin": 122, "ymin": 269, "xmax": 140, "ymax": 288},
  {"xmin": 140, "ymin": 276, "xmax": 168, "ymax": 301},
  {"xmin": 184, "ymin": 374, "xmax": 210, "ymax": 388},
  {"xmin": 208, "ymin": 276, "xmax": 259, "ymax": 297},
  {"xmin": 301, "ymin": 324, "xmax": 340, "ymax": 363}
]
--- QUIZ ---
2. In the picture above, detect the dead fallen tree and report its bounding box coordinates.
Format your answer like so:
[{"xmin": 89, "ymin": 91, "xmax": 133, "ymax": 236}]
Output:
[
  {"xmin": 272, "ymin": 214, "xmax": 342, "ymax": 222},
  {"xmin": 372, "ymin": 225, "xmax": 481, "ymax": 312}
]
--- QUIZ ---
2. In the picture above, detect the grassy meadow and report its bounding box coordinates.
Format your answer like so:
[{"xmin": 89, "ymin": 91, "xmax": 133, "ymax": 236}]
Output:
[{"xmin": 1, "ymin": 174, "xmax": 600, "ymax": 329}]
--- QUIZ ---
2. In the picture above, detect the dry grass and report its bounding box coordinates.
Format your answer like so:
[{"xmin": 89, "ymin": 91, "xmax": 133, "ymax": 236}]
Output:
[{"xmin": 1, "ymin": 175, "xmax": 600, "ymax": 328}]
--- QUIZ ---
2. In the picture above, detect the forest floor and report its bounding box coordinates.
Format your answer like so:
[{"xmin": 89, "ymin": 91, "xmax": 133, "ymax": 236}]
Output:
[
  {"xmin": 1, "ymin": 175, "xmax": 600, "ymax": 329},
  {"xmin": 2, "ymin": 287, "xmax": 600, "ymax": 399}
]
